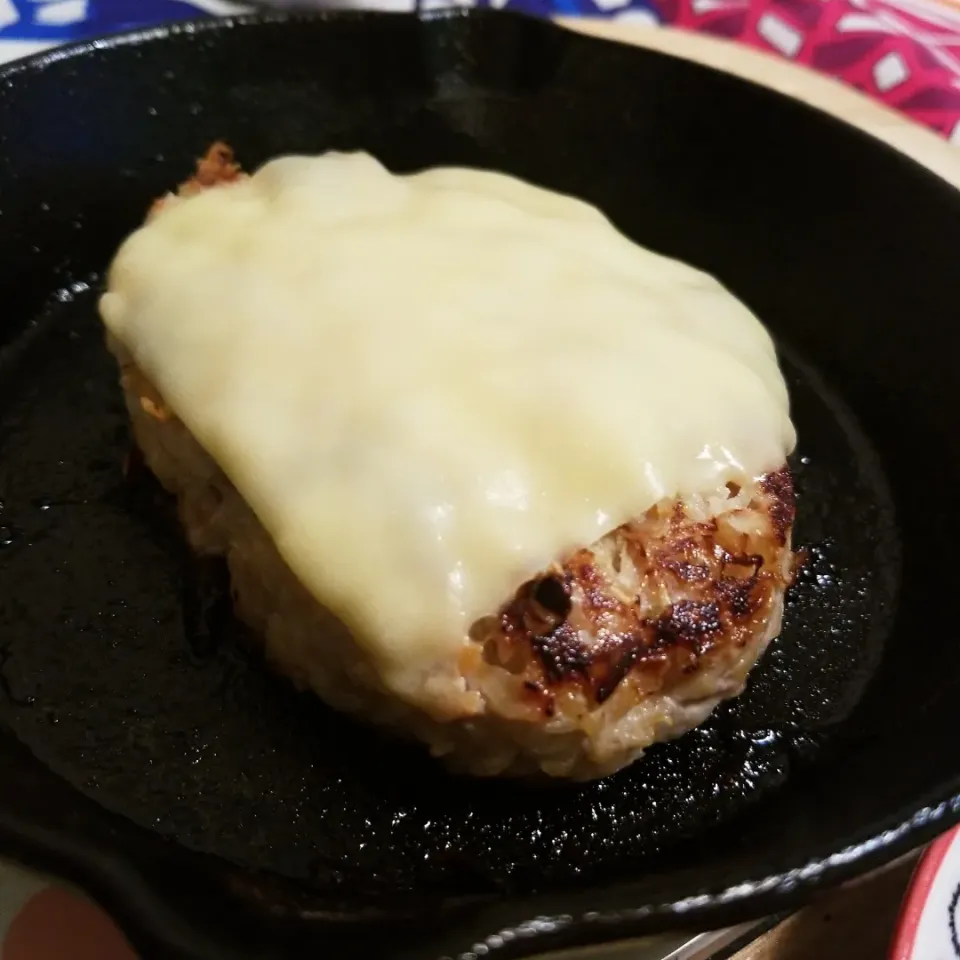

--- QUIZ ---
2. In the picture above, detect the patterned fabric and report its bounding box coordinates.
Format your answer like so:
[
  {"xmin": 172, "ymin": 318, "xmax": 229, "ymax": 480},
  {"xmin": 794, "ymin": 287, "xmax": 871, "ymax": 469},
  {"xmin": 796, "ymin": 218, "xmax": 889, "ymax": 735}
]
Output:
[
  {"xmin": 2, "ymin": 0, "xmax": 960, "ymax": 133},
  {"xmin": 666, "ymin": 0, "xmax": 960, "ymax": 139},
  {"xmin": 0, "ymin": 1, "xmax": 247, "ymax": 40}
]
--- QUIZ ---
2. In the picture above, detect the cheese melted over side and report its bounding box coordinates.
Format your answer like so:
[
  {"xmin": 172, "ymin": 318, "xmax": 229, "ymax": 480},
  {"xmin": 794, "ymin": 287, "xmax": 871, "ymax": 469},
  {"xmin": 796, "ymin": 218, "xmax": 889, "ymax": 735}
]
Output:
[{"xmin": 100, "ymin": 152, "xmax": 796, "ymax": 670}]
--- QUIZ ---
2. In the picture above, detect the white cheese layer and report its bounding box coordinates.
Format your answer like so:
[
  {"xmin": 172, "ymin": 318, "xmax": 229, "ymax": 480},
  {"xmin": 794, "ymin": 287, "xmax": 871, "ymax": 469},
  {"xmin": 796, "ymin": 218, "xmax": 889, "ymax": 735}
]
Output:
[{"xmin": 100, "ymin": 152, "xmax": 795, "ymax": 671}]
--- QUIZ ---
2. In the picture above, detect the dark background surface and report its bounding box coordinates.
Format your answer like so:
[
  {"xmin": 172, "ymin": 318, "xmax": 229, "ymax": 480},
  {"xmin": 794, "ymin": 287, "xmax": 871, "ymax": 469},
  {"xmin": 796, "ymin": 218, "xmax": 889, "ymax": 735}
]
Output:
[{"xmin": 0, "ymin": 10, "xmax": 958, "ymax": 960}]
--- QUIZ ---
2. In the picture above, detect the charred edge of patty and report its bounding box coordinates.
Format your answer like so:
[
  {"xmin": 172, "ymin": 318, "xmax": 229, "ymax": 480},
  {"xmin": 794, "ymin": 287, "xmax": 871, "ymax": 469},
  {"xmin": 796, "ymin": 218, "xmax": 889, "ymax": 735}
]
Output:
[
  {"xmin": 760, "ymin": 467, "xmax": 795, "ymax": 546},
  {"xmin": 148, "ymin": 142, "xmax": 244, "ymax": 216},
  {"xmin": 475, "ymin": 469, "xmax": 796, "ymax": 717}
]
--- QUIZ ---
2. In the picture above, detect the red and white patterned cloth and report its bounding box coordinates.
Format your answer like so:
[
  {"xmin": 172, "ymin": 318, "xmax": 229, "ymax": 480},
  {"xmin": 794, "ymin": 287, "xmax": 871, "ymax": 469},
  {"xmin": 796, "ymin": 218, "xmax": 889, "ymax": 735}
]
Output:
[
  {"xmin": 5, "ymin": 0, "xmax": 960, "ymax": 137},
  {"xmin": 664, "ymin": 0, "xmax": 960, "ymax": 138}
]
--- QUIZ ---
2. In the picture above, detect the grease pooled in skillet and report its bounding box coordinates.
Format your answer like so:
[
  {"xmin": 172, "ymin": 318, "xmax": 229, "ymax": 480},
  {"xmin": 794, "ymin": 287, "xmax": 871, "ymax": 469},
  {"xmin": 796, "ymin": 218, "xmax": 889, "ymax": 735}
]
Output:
[{"xmin": 0, "ymin": 270, "xmax": 895, "ymax": 899}]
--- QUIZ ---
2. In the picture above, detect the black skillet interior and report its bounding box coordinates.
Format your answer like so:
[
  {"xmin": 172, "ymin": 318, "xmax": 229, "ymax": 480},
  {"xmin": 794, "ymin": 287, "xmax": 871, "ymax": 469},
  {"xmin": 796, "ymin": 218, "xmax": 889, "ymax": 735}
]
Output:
[{"xmin": 1, "ymin": 9, "xmax": 960, "ymax": 960}]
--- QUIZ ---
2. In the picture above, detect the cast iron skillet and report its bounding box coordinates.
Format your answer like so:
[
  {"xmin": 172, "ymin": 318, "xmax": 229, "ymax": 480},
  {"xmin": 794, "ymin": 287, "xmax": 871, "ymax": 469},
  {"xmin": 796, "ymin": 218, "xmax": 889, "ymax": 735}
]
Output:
[{"xmin": 0, "ymin": 9, "xmax": 959, "ymax": 959}]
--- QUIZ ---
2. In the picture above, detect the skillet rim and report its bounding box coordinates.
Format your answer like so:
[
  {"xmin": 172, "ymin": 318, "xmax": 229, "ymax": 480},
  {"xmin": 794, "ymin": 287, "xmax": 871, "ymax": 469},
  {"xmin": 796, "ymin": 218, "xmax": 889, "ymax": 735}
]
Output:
[{"xmin": 2, "ymin": 9, "xmax": 960, "ymax": 958}]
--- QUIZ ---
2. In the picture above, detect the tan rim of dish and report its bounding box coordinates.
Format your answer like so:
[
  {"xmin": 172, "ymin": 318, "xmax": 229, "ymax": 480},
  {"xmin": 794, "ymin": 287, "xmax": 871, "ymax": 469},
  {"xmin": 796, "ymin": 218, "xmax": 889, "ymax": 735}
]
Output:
[{"xmin": 556, "ymin": 20, "xmax": 960, "ymax": 190}]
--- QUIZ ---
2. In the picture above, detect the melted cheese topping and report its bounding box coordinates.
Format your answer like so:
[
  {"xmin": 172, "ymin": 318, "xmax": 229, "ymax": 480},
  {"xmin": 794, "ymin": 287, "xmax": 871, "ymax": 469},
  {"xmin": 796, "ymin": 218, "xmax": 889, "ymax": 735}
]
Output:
[{"xmin": 100, "ymin": 152, "xmax": 795, "ymax": 670}]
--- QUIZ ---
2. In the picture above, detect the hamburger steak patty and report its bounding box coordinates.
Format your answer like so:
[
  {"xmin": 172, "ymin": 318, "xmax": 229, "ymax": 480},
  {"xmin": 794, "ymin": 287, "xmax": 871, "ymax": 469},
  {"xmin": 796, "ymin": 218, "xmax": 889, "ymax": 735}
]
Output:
[{"xmin": 107, "ymin": 145, "xmax": 798, "ymax": 779}]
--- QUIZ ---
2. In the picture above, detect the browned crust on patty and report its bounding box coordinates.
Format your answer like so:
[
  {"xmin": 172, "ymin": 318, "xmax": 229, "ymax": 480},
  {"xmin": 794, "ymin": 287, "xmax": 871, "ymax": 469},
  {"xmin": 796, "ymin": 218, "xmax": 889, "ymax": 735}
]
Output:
[
  {"xmin": 760, "ymin": 466, "xmax": 795, "ymax": 545},
  {"xmin": 148, "ymin": 142, "xmax": 244, "ymax": 216},
  {"xmin": 475, "ymin": 473, "xmax": 795, "ymax": 718}
]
